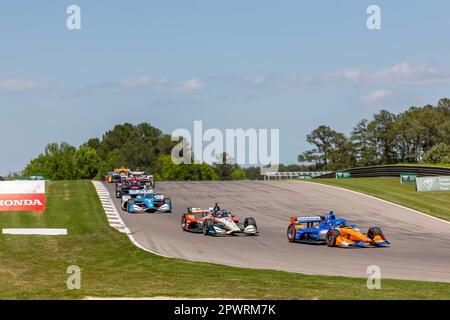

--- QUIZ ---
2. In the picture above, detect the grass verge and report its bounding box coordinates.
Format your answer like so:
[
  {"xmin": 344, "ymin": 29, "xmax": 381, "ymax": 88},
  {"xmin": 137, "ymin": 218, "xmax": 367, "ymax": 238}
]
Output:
[
  {"xmin": 0, "ymin": 180, "xmax": 449, "ymax": 299},
  {"xmin": 310, "ymin": 177, "xmax": 450, "ymax": 221}
]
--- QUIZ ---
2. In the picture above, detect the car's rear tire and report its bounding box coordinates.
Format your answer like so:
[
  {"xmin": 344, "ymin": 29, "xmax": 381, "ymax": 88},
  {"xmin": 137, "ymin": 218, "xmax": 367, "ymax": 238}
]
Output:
[
  {"xmin": 163, "ymin": 197, "xmax": 172, "ymax": 212},
  {"xmin": 287, "ymin": 224, "xmax": 296, "ymax": 242},
  {"xmin": 203, "ymin": 220, "xmax": 214, "ymax": 235},
  {"xmin": 367, "ymin": 227, "xmax": 384, "ymax": 240},
  {"xmin": 181, "ymin": 215, "xmax": 187, "ymax": 230},
  {"xmin": 326, "ymin": 229, "xmax": 340, "ymax": 247}
]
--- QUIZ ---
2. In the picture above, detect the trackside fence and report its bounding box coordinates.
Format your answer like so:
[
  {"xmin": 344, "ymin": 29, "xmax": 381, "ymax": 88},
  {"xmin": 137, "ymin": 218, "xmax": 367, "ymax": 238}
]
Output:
[{"xmin": 314, "ymin": 165, "xmax": 450, "ymax": 179}]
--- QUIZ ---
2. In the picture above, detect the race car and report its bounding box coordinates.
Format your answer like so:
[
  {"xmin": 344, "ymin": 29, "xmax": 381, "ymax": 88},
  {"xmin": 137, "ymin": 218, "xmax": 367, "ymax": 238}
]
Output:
[
  {"xmin": 116, "ymin": 180, "xmax": 140, "ymax": 198},
  {"xmin": 181, "ymin": 207, "xmax": 258, "ymax": 236},
  {"xmin": 105, "ymin": 172, "xmax": 122, "ymax": 183},
  {"xmin": 129, "ymin": 171, "xmax": 155, "ymax": 187},
  {"xmin": 286, "ymin": 211, "xmax": 389, "ymax": 248},
  {"xmin": 114, "ymin": 166, "xmax": 131, "ymax": 177},
  {"xmin": 115, "ymin": 176, "xmax": 153, "ymax": 198},
  {"xmin": 121, "ymin": 187, "xmax": 172, "ymax": 213}
]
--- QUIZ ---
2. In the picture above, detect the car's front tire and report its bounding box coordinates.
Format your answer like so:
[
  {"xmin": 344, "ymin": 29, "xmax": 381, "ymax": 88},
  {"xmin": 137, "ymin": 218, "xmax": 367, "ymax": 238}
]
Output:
[
  {"xmin": 367, "ymin": 227, "xmax": 385, "ymax": 240},
  {"xmin": 326, "ymin": 229, "xmax": 340, "ymax": 247},
  {"xmin": 244, "ymin": 217, "xmax": 257, "ymax": 229},
  {"xmin": 127, "ymin": 199, "xmax": 135, "ymax": 213},
  {"xmin": 287, "ymin": 224, "xmax": 296, "ymax": 242}
]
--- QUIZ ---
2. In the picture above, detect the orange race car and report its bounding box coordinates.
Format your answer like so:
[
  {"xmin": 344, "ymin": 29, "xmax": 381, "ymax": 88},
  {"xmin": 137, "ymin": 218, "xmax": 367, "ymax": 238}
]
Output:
[
  {"xmin": 287, "ymin": 211, "xmax": 390, "ymax": 248},
  {"xmin": 114, "ymin": 166, "xmax": 131, "ymax": 177},
  {"xmin": 181, "ymin": 207, "xmax": 213, "ymax": 233}
]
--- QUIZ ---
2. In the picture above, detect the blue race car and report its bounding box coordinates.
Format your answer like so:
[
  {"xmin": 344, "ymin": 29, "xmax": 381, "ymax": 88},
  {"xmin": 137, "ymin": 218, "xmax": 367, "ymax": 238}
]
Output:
[
  {"xmin": 287, "ymin": 211, "xmax": 390, "ymax": 248},
  {"xmin": 121, "ymin": 187, "xmax": 172, "ymax": 213}
]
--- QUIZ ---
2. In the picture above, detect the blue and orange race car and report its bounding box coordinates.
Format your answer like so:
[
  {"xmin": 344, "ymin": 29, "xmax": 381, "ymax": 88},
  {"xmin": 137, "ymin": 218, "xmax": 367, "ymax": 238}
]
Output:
[{"xmin": 287, "ymin": 211, "xmax": 390, "ymax": 248}]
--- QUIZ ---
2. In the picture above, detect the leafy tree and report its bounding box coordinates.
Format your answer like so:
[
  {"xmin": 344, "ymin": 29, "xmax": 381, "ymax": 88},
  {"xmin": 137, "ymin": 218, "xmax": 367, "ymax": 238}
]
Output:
[
  {"xmin": 423, "ymin": 143, "xmax": 450, "ymax": 164},
  {"xmin": 298, "ymin": 126, "xmax": 354, "ymax": 170},
  {"xmin": 24, "ymin": 142, "xmax": 77, "ymax": 180},
  {"xmin": 154, "ymin": 155, "xmax": 182, "ymax": 180},
  {"xmin": 84, "ymin": 138, "xmax": 102, "ymax": 152},
  {"xmin": 229, "ymin": 166, "xmax": 246, "ymax": 180},
  {"xmin": 74, "ymin": 146, "xmax": 101, "ymax": 179},
  {"xmin": 298, "ymin": 125, "xmax": 335, "ymax": 168},
  {"xmin": 97, "ymin": 149, "xmax": 123, "ymax": 179},
  {"xmin": 154, "ymin": 155, "xmax": 219, "ymax": 181},
  {"xmin": 367, "ymin": 110, "xmax": 397, "ymax": 164},
  {"xmin": 300, "ymin": 99, "xmax": 450, "ymax": 169},
  {"xmin": 351, "ymin": 119, "xmax": 377, "ymax": 166},
  {"xmin": 437, "ymin": 98, "xmax": 450, "ymax": 110},
  {"xmin": 92, "ymin": 123, "xmax": 179, "ymax": 173},
  {"xmin": 213, "ymin": 153, "xmax": 246, "ymax": 180}
]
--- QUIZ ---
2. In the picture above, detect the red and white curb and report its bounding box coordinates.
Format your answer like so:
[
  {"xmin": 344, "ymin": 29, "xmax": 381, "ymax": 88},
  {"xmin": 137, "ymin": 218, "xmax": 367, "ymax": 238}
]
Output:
[{"xmin": 92, "ymin": 181, "xmax": 129, "ymax": 233}]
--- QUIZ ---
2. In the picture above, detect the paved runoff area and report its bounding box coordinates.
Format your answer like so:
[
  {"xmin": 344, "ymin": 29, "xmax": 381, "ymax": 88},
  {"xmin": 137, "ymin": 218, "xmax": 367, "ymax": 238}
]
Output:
[{"xmin": 103, "ymin": 181, "xmax": 450, "ymax": 283}]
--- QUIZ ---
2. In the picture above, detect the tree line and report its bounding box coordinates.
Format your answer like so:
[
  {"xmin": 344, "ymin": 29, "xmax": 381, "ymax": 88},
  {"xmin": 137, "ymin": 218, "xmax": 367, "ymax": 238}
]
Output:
[
  {"xmin": 23, "ymin": 123, "xmax": 247, "ymax": 181},
  {"xmin": 298, "ymin": 98, "xmax": 450, "ymax": 171},
  {"xmin": 22, "ymin": 98, "xmax": 449, "ymax": 181}
]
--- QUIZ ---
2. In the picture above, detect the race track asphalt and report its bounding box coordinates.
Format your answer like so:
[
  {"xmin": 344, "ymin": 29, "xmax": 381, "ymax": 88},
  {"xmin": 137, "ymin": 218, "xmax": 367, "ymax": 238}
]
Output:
[{"xmin": 106, "ymin": 181, "xmax": 450, "ymax": 283}]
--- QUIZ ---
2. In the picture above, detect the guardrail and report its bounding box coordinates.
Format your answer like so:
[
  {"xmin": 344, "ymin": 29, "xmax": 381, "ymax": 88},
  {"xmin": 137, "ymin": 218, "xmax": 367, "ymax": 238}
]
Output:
[
  {"xmin": 263, "ymin": 172, "xmax": 332, "ymax": 180},
  {"xmin": 315, "ymin": 165, "xmax": 450, "ymax": 179}
]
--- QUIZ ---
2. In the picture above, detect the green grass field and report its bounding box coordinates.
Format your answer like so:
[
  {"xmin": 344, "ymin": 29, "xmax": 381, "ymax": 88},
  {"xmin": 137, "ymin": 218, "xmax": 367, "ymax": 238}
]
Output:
[
  {"xmin": 1, "ymin": 180, "xmax": 449, "ymax": 299},
  {"xmin": 310, "ymin": 177, "xmax": 450, "ymax": 221}
]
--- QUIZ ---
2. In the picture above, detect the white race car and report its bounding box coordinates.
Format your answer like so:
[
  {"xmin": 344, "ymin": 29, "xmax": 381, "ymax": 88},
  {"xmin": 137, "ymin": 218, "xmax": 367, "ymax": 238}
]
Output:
[{"xmin": 200, "ymin": 209, "xmax": 258, "ymax": 236}]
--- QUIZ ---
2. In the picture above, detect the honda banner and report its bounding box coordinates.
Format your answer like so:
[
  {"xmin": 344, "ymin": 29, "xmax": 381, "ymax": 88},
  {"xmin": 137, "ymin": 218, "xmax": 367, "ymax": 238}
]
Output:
[{"xmin": 0, "ymin": 181, "xmax": 46, "ymax": 212}]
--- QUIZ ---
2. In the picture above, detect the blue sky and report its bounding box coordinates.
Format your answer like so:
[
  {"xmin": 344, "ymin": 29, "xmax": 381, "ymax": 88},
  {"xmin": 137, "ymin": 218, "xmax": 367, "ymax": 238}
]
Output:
[{"xmin": 1, "ymin": 1, "xmax": 450, "ymax": 173}]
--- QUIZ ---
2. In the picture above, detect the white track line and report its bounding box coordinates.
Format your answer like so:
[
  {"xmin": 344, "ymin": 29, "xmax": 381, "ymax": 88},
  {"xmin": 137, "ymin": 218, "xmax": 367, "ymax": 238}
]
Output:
[
  {"xmin": 2, "ymin": 228, "xmax": 67, "ymax": 235},
  {"xmin": 304, "ymin": 181, "xmax": 450, "ymax": 225},
  {"xmin": 91, "ymin": 181, "xmax": 171, "ymax": 258}
]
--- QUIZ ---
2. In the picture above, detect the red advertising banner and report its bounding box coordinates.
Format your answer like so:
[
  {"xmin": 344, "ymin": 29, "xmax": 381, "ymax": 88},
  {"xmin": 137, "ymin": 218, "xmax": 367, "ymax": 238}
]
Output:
[{"xmin": 0, "ymin": 181, "xmax": 46, "ymax": 212}]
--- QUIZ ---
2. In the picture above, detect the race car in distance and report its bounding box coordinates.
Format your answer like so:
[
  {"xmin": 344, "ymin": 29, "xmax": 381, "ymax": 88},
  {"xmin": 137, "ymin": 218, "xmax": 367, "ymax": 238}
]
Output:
[
  {"xmin": 181, "ymin": 207, "xmax": 258, "ymax": 236},
  {"xmin": 121, "ymin": 186, "xmax": 172, "ymax": 213},
  {"xmin": 105, "ymin": 172, "xmax": 122, "ymax": 183},
  {"xmin": 286, "ymin": 211, "xmax": 389, "ymax": 248},
  {"xmin": 114, "ymin": 166, "xmax": 131, "ymax": 177},
  {"xmin": 129, "ymin": 171, "xmax": 155, "ymax": 188},
  {"xmin": 115, "ymin": 179, "xmax": 139, "ymax": 198},
  {"xmin": 115, "ymin": 175, "xmax": 153, "ymax": 198}
]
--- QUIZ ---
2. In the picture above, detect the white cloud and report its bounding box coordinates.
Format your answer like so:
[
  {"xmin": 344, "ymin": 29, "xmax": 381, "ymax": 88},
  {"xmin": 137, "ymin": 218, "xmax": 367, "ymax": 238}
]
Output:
[
  {"xmin": 370, "ymin": 62, "xmax": 450, "ymax": 85},
  {"xmin": 119, "ymin": 76, "xmax": 204, "ymax": 92},
  {"xmin": 0, "ymin": 80, "xmax": 50, "ymax": 92},
  {"xmin": 314, "ymin": 62, "xmax": 450, "ymax": 86},
  {"xmin": 241, "ymin": 74, "xmax": 266, "ymax": 85},
  {"xmin": 176, "ymin": 78, "xmax": 204, "ymax": 92},
  {"xmin": 359, "ymin": 89, "xmax": 393, "ymax": 105},
  {"xmin": 119, "ymin": 76, "xmax": 152, "ymax": 88},
  {"xmin": 231, "ymin": 62, "xmax": 450, "ymax": 92}
]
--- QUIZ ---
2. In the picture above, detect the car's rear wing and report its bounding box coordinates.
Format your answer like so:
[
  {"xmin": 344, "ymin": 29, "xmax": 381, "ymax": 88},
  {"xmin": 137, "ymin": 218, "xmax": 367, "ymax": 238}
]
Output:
[
  {"xmin": 290, "ymin": 216, "xmax": 324, "ymax": 224},
  {"xmin": 187, "ymin": 207, "xmax": 213, "ymax": 214}
]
